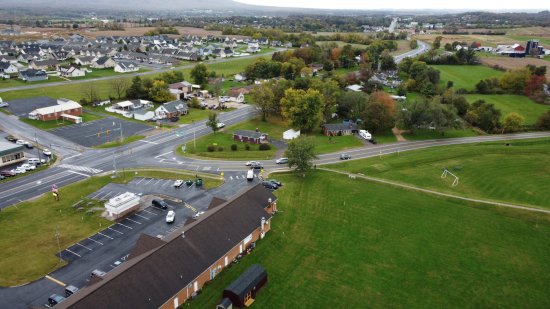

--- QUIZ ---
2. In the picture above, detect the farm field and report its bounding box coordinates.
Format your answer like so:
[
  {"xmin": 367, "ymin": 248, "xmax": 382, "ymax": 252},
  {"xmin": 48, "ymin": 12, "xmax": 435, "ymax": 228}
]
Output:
[
  {"xmin": 188, "ymin": 170, "xmax": 550, "ymax": 308},
  {"xmin": 479, "ymin": 57, "xmax": 550, "ymax": 80},
  {"xmin": 465, "ymin": 94, "xmax": 550, "ymax": 125},
  {"xmin": 0, "ymin": 169, "xmax": 222, "ymax": 286},
  {"xmin": 431, "ymin": 65, "xmax": 504, "ymax": 90},
  {"xmin": 329, "ymin": 137, "xmax": 550, "ymax": 209}
]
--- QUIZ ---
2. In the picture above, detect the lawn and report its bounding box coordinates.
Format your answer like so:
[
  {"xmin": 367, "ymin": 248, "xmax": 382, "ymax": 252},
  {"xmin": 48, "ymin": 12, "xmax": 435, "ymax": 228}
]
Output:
[
  {"xmin": 93, "ymin": 135, "xmax": 145, "ymax": 148},
  {"xmin": 0, "ymin": 76, "xmax": 65, "ymax": 89},
  {"xmin": 188, "ymin": 170, "xmax": 550, "ymax": 308},
  {"xmin": 308, "ymin": 134, "xmax": 363, "ymax": 154},
  {"xmin": 465, "ymin": 94, "xmax": 550, "ymax": 125},
  {"xmin": 431, "ymin": 65, "xmax": 504, "ymax": 90},
  {"xmin": 0, "ymin": 169, "xmax": 222, "ymax": 286},
  {"xmin": 70, "ymin": 68, "xmax": 147, "ymax": 80},
  {"xmin": 20, "ymin": 112, "xmax": 103, "ymax": 130},
  {"xmin": 402, "ymin": 128, "xmax": 481, "ymax": 141},
  {"xmin": 328, "ymin": 137, "xmax": 550, "ymax": 209}
]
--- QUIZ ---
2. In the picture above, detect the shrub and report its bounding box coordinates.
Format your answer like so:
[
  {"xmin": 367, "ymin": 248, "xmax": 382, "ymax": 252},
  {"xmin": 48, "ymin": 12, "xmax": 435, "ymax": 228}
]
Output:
[
  {"xmin": 259, "ymin": 144, "xmax": 271, "ymax": 151},
  {"xmin": 207, "ymin": 145, "xmax": 215, "ymax": 152},
  {"xmin": 230, "ymin": 144, "xmax": 238, "ymax": 151},
  {"xmin": 217, "ymin": 146, "xmax": 224, "ymax": 151},
  {"xmin": 245, "ymin": 144, "xmax": 251, "ymax": 151}
]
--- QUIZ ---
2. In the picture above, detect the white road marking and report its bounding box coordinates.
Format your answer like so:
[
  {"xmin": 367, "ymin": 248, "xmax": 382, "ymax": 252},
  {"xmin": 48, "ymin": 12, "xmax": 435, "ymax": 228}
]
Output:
[
  {"xmin": 76, "ymin": 243, "xmax": 93, "ymax": 251},
  {"xmin": 67, "ymin": 170, "xmax": 90, "ymax": 178},
  {"xmin": 230, "ymin": 176, "xmax": 233, "ymax": 180},
  {"xmin": 138, "ymin": 140, "xmax": 159, "ymax": 145},
  {"xmin": 135, "ymin": 177, "xmax": 145, "ymax": 185},
  {"xmin": 117, "ymin": 223, "xmax": 133, "ymax": 230},
  {"xmin": 109, "ymin": 227, "xmax": 124, "ymax": 234},
  {"xmin": 88, "ymin": 237, "xmax": 103, "ymax": 245},
  {"xmin": 203, "ymin": 166, "xmax": 211, "ymax": 171},
  {"xmin": 125, "ymin": 218, "xmax": 142, "ymax": 224},
  {"xmin": 59, "ymin": 164, "xmax": 102, "ymax": 174},
  {"xmin": 97, "ymin": 232, "xmax": 113, "ymax": 240},
  {"xmin": 142, "ymin": 209, "xmax": 157, "ymax": 215},
  {"xmin": 134, "ymin": 213, "xmax": 150, "ymax": 220},
  {"xmin": 143, "ymin": 178, "xmax": 154, "ymax": 186},
  {"xmin": 64, "ymin": 154, "xmax": 82, "ymax": 160},
  {"xmin": 65, "ymin": 249, "xmax": 81, "ymax": 257}
]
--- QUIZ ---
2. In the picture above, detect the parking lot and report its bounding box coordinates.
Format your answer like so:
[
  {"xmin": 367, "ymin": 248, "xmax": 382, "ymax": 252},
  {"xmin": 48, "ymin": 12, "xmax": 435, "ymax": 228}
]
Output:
[
  {"xmin": 48, "ymin": 116, "xmax": 152, "ymax": 147},
  {"xmin": 5, "ymin": 96, "xmax": 58, "ymax": 117}
]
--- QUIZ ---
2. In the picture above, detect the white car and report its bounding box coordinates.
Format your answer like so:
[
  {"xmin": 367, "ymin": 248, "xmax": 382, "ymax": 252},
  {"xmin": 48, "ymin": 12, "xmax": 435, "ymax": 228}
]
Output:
[
  {"xmin": 20, "ymin": 163, "xmax": 36, "ymax": 171},
  {"xmin": 166, "ymin": 210, "xmax": 175, "ymax": 223},
  {"xmin": 0, "ymin": 101, "xmax": 8, "ymax": 107},
  {"xmin": 194, "ymin": 211, "xmax": 205, "ymax": 218},
  {"xmin": 12, "ymin": 167, "xmax": 26, "ymax": 174},
  {"xmin": 276, "ymin": 157, "xmax": 288, "ymax": 164},
  {"xmin": 245, "ymin": 161, "xmax": 260, "ymax": 166},
  {"xmin": 216, "ymin": 122, "xmax": 225, "ymax": 129},
  {"xmin": 42, "ymin": 149, "xmax": 52, "ymax": 156},
  {"xmin": 15, "ymin": 140, "xmax": 27, "ymax": 145},
  {"xmin": 173, "ymin": 179, "xmax": 184, "ymax": 188}
]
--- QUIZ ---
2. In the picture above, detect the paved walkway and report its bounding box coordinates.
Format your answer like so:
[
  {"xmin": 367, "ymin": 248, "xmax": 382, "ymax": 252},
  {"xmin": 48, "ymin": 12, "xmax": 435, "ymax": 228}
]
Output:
[{"xmin": 318, "ymin": 167, "xmax": 550, "ymax": 215}]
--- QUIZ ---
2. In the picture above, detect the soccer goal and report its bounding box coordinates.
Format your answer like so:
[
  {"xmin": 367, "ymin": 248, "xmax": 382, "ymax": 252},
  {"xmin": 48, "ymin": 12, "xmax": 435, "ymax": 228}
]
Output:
[{"xmin": 441, "ymin": 168, "xmax": 459, "ymax": 186}]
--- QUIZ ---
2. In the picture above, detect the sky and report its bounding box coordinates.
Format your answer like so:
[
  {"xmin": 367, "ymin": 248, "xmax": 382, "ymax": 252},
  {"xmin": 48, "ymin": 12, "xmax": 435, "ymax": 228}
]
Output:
[{"xmin": 234, "ymin": 0, "xmax": 547, "ymax": 10}]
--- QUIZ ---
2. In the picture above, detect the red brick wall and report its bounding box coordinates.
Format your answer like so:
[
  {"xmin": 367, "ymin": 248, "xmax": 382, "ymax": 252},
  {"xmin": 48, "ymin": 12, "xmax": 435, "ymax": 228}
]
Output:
[
  {"xmin": 159, "ymin": 219, "xmax": 272, "ymax": 309},
  {"xmin": 38, "ymin": 108, "xmax": 82, "ymax": 122}
]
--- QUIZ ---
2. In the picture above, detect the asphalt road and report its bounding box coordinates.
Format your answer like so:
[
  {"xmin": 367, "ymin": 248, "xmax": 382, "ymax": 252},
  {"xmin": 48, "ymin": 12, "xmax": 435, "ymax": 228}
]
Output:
[
  {"xmin": 394, "ymin": 40, "xmax": 429, "ymax": 63},
  {"xmin": 0, "ymin": 50, "xmax": 284, "ymax": 93}
]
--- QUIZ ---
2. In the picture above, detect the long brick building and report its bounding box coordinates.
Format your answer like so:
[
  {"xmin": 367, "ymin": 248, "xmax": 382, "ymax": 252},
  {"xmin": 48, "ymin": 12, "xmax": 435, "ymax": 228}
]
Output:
[{"xmin": 28, "ymin": 98, "xmax": 82, "ymax": 123}]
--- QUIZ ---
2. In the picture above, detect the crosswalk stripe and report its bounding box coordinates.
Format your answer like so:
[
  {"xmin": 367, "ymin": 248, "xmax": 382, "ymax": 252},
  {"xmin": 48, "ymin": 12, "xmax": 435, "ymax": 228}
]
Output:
[{"xmin": 59, "ymin": 164, "xmax": 102, "ymax": 174}]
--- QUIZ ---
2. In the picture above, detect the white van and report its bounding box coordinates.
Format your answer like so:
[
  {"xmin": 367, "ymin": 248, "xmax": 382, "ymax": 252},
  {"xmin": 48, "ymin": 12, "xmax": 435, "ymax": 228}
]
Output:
[
  {"xmin": 27, "ymin": 158, "xmax": 40, "ymax": 165},
  {"xmin": 359, "ymin": 130, "xmax": 372, "ymax": 140},
  {"xmin": 246, "ymin": 169, "xmax": 254, "ymax": 181}
]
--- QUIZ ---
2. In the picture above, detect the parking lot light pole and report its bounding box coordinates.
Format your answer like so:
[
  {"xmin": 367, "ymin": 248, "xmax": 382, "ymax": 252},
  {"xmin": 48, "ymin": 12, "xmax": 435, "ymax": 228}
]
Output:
[{"xmin": 34, "ymin": 133, "xmax": 41, "ymax": 162}]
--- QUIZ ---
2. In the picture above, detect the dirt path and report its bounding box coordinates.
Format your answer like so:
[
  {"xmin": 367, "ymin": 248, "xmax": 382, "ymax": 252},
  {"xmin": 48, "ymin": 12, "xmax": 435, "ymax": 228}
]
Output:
[{"xmin": 392, "ymin": 127, "xmax": 408, "ymax": 142}]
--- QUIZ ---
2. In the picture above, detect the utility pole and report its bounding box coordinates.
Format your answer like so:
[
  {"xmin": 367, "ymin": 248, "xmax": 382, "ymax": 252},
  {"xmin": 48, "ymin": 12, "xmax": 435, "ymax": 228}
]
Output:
[
  {"xmin": 34, "ymin": 132, "xmax": 41, "ymax": 162},
  {"xmin": 119, "ymin": 122, "xmax": 123, "ymax": 143},
  {"xmin": 192, "ymin": 120, "xmax": 196, "ymax": 149},
  {"xmin": 113, "ymin": 151, "xmax": 117, "ymax": 178}
]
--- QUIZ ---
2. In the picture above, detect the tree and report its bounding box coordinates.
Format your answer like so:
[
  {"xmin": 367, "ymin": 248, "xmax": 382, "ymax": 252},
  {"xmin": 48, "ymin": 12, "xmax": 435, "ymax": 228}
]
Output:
[
  {"xmin": 499, "ymin": 68, "xmax": 530, "ymax": 94},
  {"xmin": 110, "ymin": 78, "xmax": 129, "ymax": 99},
  {"xmin": 285, "ymin": 137, "xmax": 317, "ymax": 177},
  {"xmin": 250, "ymin": 83, "xmax": 275, "ymax": 121},
  {"xmin": 535, "ymin": 110, "xmax": 550, "ymax": 130},
  {"xmin": 126, "ymin": 76, "xmax": 145, "ymax": 99},
  {"xmin": 160, "ymin": 70, "xmax": 184, "ymax": 84},
  {"xmin": 433, "ymin": 36, "xmax": 442, "ymax": 50},
  {"xmin": 410, "ymin": 39, "xmax": 418, "ymax": 50},
  {"xmin": 190, "ymin": 63, "xmax": 208, "ymax": 86},
  {"xmin": 310, "ymin": 79, "xmax": 340, "ymax": 123},
  {"xmin": 361, "ymin": 92, "xmax": 396, "ymax": 133},
  {"xmin": 281, "ymin": 88, "xmax": 323, "ymax": 132},
  {"xmin": 524, "ymin": 74, "xmax": 546, "ymax": 97},
  {"xmin": 81, "ymin": 83, "xmax": 99, "ymax": 104},
  {"xmin": 397, "ymin": 99, "xmax": 461, "ymax": 135},
  {"xmin": 337, "ymin": 91, "xmax": 368, "ymax": 119},
  {"xmin": 206, "ymin": 111, "xmax": 219, "ymax": 133},
  {"xmin": 379, "ymin": 50, "xmax": 396, "ymax": 71},
  {"xmin": 148, "ymin": 80, "xmax": 174, "ymax": 102},
  {"xmin": 465, "ymin": 100, "xmax": 501, "ymax": 133},
  {"xmin": 502, "ymin": 112, "xmax": 524, "ymax": 133}
]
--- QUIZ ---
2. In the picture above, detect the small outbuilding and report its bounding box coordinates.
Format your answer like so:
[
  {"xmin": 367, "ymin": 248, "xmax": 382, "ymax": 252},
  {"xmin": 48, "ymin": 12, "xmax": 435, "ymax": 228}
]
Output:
[
  {"xmin": 282, "ymin": 129, "xmax": 300, "ymax": 141},
  {"xmin": 233, "ymin": 130, "xmax": 268, "ymax": 144},
  {"xmin": 217, "ymin": 297, "xmax": 233, "ymax": 309},
  {"xmin": 222, "ymin": 264, "xmax": 268, "ymax": 308}
]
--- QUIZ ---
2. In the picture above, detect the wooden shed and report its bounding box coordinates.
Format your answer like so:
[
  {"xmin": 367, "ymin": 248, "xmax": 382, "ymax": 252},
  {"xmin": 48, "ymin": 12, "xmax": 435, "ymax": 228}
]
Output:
[{"xmin": 222, "ymin": 264, "xmax": 268, "ymax": 307}]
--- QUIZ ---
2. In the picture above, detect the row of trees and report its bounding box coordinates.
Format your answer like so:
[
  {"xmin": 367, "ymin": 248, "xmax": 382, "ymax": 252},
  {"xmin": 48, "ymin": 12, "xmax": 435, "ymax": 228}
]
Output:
[{"xmin": 475, "ymin": 65, "xmax": 547, "ymax": 103}]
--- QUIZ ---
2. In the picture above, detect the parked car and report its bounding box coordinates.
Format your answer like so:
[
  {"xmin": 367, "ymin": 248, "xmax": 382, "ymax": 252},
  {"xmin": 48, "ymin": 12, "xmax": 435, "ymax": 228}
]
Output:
[
  {"xmin": 0, "ymin": 175, "xmax": 5, "ymax": 180},
  {"xmin": 21, "ymin": 163, "xmax": 36, "ymax": 171},
  {"xmin": 173, "ymin": 179, "xmax": 184, "ymax": 188},
  {"xmin": 166, "ymin": 210, "xmax": 175, "ymax": 223},
  {"xmin": 245, "ymin": 161, "xmax": 260, "ymax": 166},
  {"xmin": 0, "ymin": 170, "xmax": 16, "ymax": 177},
  {"xmin": 15, "ymin": 139, "xmax": 27, "ymax": 145},
  {"xmin": 0, "ymin": 101, "xmax": 9, "ymax": 107},
  {"xmin": 13, "ymin": 167, "xmax": 26, "ymax": 174},
  {"xmin": 47, "ymin": 294, "xmax": 65, "ymax": 307},
  {"xmin": 267, "ymin": 179, "xmax": 282, "ymax": 187},
  {"xmin": 64, "ymin": 285, "xmax": 79, "ymax": 297},
  {"xmin": 275, "ymin": 157, "xmax": 288, "ymax": 164},
  {"xmin": 169, "ymin": 116, "xmax": 179, "ymax": 122},
  {"xmin": 42, "ymin": 149, "xmax": 52, "ymax": 156},
  {"xmin": 4, "ymin": 135, "xmax": 17, "ymax": 143},
  {"xmin": 340, "ymin": 153, "xmax": 351, "ymax": 160},
  {"xmin": 216, "ymin": 122, "xmax": 225, "ymax": 128},
  {"xmin": 152, "ymin": 199, "xmax": 168, "ymax": 210},
  {"xmin": 262, "ymin": 181, "xmax": 278, "ymax": 190},
  {"xmin": 25, "ymin": 143, "xmax": 34, "ymax": 149}
]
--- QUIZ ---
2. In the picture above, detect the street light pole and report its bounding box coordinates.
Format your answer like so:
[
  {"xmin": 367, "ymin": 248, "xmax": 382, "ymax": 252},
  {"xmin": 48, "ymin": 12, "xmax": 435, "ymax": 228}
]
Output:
[{"xmin": 34, "ymin": 132, "xmax": 41, "ymax": 162}]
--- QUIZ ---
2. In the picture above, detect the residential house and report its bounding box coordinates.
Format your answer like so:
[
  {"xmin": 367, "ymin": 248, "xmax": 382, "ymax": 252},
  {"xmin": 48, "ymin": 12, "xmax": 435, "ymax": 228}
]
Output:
[
  {"xmin": 29, "ymin": 59, "xmax": 59, "ymax": 70},
  {"xmin": 233, "ymin": 130, "xmax": 268, "ymax": 144},
  {"xmin": 0, "ymin": 61, "xmax": 18, "ymax": 74},
  {"xmin": 323, "ymin": 122, "xmax": 359, "ymax": 136},
  {"xmin": 133, "ymin": 109, "xmax": 155, "ymax": 121},
  {"xmin": 74, "ymin": 56, "xmax": 95, "ymax": 66},
  {"xmin": 0, "ymin": 55, "xmax": 17, "ymax": 64},
  {"xmin": 18, "ymin": 69, "xmax": 48, "ymax": 82},
  {"xmin": 169, "ymin": 81, "xmax": 194, "ymax": 100},
  {"xmin": 114, "ymin": 61, "xmax": 139, "ymax": 73},
  {"xmin": 57, "ymin": 65, "xmax": 86, "ymax": 78},
  {"xmin": 90, "ymin": 56, "xmax": 116, "ymax": 69},
  {"xmin": 155, "ymin": 100, "xmax": 188, "ymax": 119},
  {"xmin": 55, "ymin": 184, "xmax": 276, "ymax": 309}
]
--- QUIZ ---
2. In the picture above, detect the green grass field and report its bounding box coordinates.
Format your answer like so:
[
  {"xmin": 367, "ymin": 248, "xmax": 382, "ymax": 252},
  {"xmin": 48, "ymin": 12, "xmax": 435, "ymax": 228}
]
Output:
[
  {"xmin": 329, "ymin": 138, "xmax": 550, "ymax": 209},
  {"xmin": 402, "ymin": 128, "xmax": 481, "ymax": 141},
  {"xmin": 0, "ymin": 76, "xmax": 66, "ymax": 89},
  {"xmin": 465, "ymin": 94, "xmax": 550, "ymax": 125},
  {"xmin": 431, "ymin": 65, "xmax": 504, "ymax": 90},
  {"xmin": 0, "ymin": 169, "xmax": 222, "ymax": 286},
  {"xmin": 20, "ymin": 112, "xmax": 103, "ymax": 130},
  {"xmin": 188, "ymin": 170, "xmax": 550, "ymax": 308}
]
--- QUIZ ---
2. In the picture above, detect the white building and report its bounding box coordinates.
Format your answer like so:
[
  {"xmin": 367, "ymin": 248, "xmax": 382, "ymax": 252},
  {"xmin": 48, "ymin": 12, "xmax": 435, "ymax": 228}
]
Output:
[
  {"xmin": 283, "ymin": 129, "xmax": 300, "ymax": 140},
  {"xmin": 114, "ymin": 61, "xmax": 139, "ymax": 73},
  {"xmin": 104, "ymin": 192, "xmax": 140, "ymax": 219}
]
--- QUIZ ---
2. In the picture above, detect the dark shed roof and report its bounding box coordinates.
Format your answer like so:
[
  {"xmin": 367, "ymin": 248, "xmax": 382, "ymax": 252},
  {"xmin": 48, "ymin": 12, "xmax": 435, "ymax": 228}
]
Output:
[
  {"xmin": 234, "ymin": 130, "xmax": 264, "ymax": 139},
  {"xmin": 224, "ymin": 264, "xmax": 267, "ymax": 299}
]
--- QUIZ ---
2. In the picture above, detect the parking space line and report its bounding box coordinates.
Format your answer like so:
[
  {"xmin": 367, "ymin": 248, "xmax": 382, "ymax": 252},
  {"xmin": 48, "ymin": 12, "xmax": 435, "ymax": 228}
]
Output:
[
  {"xmin": 143, "ymin": 178, "xmax": 154, "ymax": 186},
  {"xmin": 142, "ymin": 209, "xmax": 157, "ymax": 215},
  {"xmin": 65, "ymin": 249, "xmax": 81, "ymax": 257},
  {"xmin": 161, "ymin": 180, "xmax": 172, "ymax": 187},
  {"xmin": 125, "ymin": 218, "xmax": 142, "ymax": 224},
  {"xmin": 89, "ymin": 191, "xmax": 104, "ymax": 199},
  {"xmin": 99, "ymin": 191, "xmax": 112, "ymax": 200},
  {"xmin": 117, "ymin": 223, "xmax": 133, "ymax": 230},
  {"xmin": 45, "ymin": 275, "xmax": 66, "ymax": 287},
  {"xmin": 76, "ymin": 243, "xmax": 93, "ymax": 251},
  {"xmin": 109, "ymin": 227, "xmax": 124, "ymax": 234},
  {"xmin": 88, "ymin": 237, "xmax": 103, "ymax": 245},
  {"xmin": 135, "ymin": 177, "xmax": 145, "ymax": 185},
  {"xmin": 134, "ymin": 213, "xmax": 150, "ymax": 220},
  {"xmin": 98, "ymin": 232, "xmax": 113, "ymax": 239}
]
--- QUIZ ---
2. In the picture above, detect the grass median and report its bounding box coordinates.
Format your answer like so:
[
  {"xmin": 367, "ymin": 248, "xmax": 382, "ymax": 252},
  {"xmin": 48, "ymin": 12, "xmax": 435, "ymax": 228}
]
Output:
[{"xmin": 0, "ymin": 169, "xmax": 223, "ymax": 286}]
